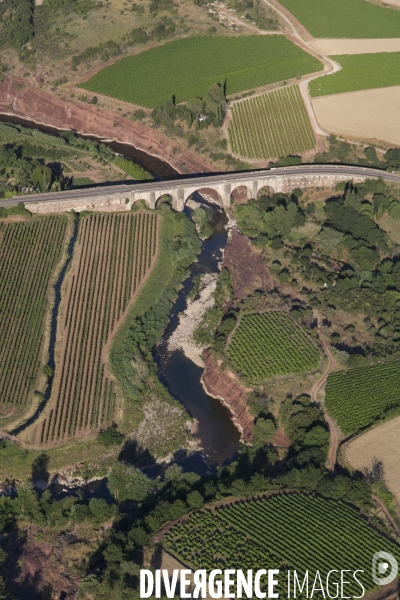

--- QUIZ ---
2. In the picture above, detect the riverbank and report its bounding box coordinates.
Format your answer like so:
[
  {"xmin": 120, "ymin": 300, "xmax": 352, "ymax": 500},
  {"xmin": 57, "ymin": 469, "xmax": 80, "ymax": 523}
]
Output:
[
  {"xmin": 168, "ymin": 272, "xmax": 218, "ymax": 367},
  {"xmin": 0, "ymin": 77, "xmax": 214, "ymax": 176}
]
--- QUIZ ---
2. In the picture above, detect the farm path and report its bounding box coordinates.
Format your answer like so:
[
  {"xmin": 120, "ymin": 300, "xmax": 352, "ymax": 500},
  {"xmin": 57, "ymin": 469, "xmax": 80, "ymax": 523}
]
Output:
[
  {"xmin": 372, "ymin": 494, "xmax": 400, "ymax": 539},
  {"xmin": 264, "ymin": 0, "xmax": 341, "ymax": 138},
  {"xmin": 310, "ymin": 312, "xmax": 342, "ymax": 472}
]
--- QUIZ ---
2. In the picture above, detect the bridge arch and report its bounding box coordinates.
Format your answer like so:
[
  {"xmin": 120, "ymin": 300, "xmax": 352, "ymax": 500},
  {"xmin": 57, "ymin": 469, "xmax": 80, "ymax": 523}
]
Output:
[
  {"xmin": 131, "ymin": 196, "xmax": 156, "ymax": 210},
  {"xmin": 185, "ymin": 187, "xmax": 224, "ymax": 208},
  {"xmin": 230, "ymin": 184, "xmax": 251, "ymax": 204},
  {"xmin": 257, "ymin": 185, "xmax": 275, "ymax": 199},
  {"xmin": 155, "ymin": 193, "xmax": 173, "ymax": 209}
]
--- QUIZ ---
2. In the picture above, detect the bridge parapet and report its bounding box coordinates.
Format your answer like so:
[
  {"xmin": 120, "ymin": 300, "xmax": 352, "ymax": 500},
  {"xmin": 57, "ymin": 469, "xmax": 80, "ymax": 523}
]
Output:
[
  {"xmin": 25, "ymin": 168, "xmax": 375, "ymax": 215},
  {"xmin": 29, "ymin": 192, "xmax": 130, "ymax": 214}
]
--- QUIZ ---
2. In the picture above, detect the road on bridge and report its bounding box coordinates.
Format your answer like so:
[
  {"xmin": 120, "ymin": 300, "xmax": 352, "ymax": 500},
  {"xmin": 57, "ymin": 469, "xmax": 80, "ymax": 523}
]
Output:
[{"xmin": 0, "ymin": 164, "xmax": 398, "ymax": 208}]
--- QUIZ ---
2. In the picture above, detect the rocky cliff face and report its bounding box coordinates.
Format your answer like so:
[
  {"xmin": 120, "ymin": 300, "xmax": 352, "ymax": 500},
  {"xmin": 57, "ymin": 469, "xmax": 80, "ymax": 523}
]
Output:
[
  {"xmin": 201, "ymin": 349, "xmax": 254, "ymax": 441},
  {"xmin": 0, "ymin": 77, "xmax": 213, "ymax": 175}
]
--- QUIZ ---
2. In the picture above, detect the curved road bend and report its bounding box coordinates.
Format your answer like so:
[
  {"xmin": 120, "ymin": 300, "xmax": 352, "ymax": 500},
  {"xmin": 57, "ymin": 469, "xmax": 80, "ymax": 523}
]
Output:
[{"xmin": 0, "ymin": 165, "xmax": 399, "ymax": 208}]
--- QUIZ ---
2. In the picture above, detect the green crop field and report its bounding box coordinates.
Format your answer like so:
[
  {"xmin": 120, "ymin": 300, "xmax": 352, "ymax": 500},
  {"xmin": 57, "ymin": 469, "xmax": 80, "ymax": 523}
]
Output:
[
  {"xmin": 229, "ymin": 85, "xmax": 315, "ymax": 159},
  {"xmin": 0, "ymin": 217, "xmax": 67, "ymax": 420},
  {"xmin": 310, "ymin": 53, "xmax": 400, "ymax": 97},
  {"xmin": 325, "ymin": 361, "xmax": 400, "ymax": 435},
  {"xmin": 278, "ymin": 0, "xmax": 400, "ymax": 38},
  {"xmin": 165, "ymin": 493, "xmax": 400, "ymax": 594},
  {"xmin": 227, "ymin": 312, "xmax": 320, "ymax": 381},
  {"xmin": 79, "ymin": 36, "xmax": 323, "ymax": 108}
]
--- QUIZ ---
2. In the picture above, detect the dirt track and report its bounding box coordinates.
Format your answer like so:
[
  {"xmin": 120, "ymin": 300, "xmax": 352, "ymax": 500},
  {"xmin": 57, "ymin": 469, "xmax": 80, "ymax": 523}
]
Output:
[
  {"xmin": 310, "ymin": 38, "xmax": 400, "ymax": 55},
  {"xmin": 373, "ymin": 494, "xmax": 400, "ymax": 538},
  {"xmin": 264, "ymin": 0, "xmax": 341, "ymax": 140},
  {"xmin": 310, "ymin": 312, "xmax": 341, "ymax": 471}
]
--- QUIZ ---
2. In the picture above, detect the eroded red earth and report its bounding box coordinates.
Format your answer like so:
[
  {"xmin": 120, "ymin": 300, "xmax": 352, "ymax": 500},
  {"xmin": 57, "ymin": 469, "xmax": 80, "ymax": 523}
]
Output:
[{"xmin": 0, "ymin": 77, "xmax": 214, "ymax": 175}]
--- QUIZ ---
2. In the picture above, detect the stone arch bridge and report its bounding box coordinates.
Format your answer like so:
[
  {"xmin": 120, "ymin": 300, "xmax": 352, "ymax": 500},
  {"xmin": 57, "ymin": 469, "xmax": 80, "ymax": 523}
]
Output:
[{"xmin": 5, "ymin": 165, "xmax": 399, "ymax": 215}]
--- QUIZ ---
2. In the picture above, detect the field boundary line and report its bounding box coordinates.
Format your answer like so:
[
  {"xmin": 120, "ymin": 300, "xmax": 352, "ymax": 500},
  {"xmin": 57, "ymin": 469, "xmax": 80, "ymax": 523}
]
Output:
[{"xmin": 310, "ymin": 311, "xmax": 343, "ymax": 472}]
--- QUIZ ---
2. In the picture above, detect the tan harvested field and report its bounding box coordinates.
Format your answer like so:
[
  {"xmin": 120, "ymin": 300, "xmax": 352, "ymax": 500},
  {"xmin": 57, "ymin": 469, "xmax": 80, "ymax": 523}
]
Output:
[
  {"xmin": 312, "ymin": 86, "xmax": 400, "ymax": 146},
  {"xmin": 36, "ymin": 212, "xmax": 159, "ymax": 446},
  {"xmin": 381, "ymin": 0, "xmax": 400, "ymax": 6},
  {"xmin": 346, "ymin": 415, "xmax": 400, "ymax": 503},
  {"xmin": 310, "ymin": 38, "xmax": 400, "ymax": 55}
]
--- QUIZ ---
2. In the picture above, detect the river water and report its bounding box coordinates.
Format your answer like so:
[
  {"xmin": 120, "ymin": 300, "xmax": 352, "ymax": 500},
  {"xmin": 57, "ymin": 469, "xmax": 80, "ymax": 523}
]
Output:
[
  {"xmin": 155, "ymin": 202, "xmax": 240, "ymax": 468},
  {"xmin": 0, "ymin": 115, "xmax": 240, "ymax": 473}
]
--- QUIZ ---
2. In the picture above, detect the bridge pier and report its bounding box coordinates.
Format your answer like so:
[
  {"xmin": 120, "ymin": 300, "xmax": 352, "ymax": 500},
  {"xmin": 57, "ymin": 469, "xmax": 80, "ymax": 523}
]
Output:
[
  {"xmin": 23, "ymin": 166, "xmax": 384, "ymax": 215},
  {"xmin": 171, "ymin": 188, "xmax": 185, "ymax": 212}
]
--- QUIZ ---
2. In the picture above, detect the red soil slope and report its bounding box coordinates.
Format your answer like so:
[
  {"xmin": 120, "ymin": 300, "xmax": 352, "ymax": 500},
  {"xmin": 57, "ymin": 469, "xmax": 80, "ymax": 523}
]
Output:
[
  {"xmin": 0, "ymin": 77, "xmax": 214, "ymax": 174},
  {"xmin": 201, "ymin": 349, "xmax": 254, "ymax": 441}
]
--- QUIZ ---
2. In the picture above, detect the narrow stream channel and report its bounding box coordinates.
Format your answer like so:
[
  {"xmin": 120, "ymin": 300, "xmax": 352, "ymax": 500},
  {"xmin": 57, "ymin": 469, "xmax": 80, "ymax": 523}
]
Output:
[{"xmin": 11, "ymin": 214, "xmax": 80, "ymax": 435}]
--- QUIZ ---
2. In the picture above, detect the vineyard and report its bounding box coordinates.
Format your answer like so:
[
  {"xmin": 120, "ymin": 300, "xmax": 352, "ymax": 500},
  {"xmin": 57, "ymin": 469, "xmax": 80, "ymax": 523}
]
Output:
[
  {"xmin": 37, "ymin": 212, "xmax": 159, "ymax": 446},
  {"xmin": 0, "ymin": 217, "xmax": 67, "ymax": 422},
  {"xmin": 227, "ymin": 312, "xmax": 320, "ymax": 381},
  {"xmin": 325, "ymin": 361, "xmax": 400, "ymax": 435},
  {"xmin": 164, "ymin": 493, "xmax": 400, "ymax": 594},
  {"xmin": 79, "ymin": 36, "xmax": 322, "ymax": 108},
  {"xmin": 309, "ymin": 53, "xmax": 400, "ymax": 97},
  {"xmin": 229, "ymin": 86, "xmax": 316, "ymax": 159},
  {"xmin": 278, "ymin": 0, "xmax": 400, "ymax": 38}
]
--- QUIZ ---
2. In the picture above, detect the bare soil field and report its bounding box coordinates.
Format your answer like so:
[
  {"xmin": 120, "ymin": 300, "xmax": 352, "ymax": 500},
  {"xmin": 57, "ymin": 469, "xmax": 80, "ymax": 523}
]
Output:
[
  {"xmin": 345, "ymin": 415, "xmax": 400, "ymax": 503},
  {"xmin": 381, "ymin": 0, "xmax": 400, "ymax": 6},
  {"xmin": 312, "ymin": 86, "xmax": 400, "ymax": 146},
  {"xmin": 310, "ymin": 38, "xmax": 400, "ymax": 55}
]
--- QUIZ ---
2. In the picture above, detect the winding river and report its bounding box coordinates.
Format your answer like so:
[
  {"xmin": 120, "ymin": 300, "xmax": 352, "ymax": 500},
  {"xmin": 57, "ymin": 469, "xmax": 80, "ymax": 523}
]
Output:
[
  {"xmin": 1, "ymin": 115, "xmax": 240, "ymax": 469},
  {"xmin": 155, "ymin": 202, "xmax": 240, "ymax": 468}
]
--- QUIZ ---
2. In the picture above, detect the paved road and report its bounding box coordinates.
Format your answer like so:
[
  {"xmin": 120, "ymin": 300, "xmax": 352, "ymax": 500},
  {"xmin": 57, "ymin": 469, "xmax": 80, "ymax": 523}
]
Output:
[{"xmin": 0, "ymin": 164, "xmax": 398, "ymax": 208}]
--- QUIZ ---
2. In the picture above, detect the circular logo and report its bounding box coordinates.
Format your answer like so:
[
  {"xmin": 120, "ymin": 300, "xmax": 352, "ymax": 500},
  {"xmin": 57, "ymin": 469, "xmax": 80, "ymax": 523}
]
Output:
[{"xmin": 372, "ymin": 552, "xmax": 398, "ymax": 586}]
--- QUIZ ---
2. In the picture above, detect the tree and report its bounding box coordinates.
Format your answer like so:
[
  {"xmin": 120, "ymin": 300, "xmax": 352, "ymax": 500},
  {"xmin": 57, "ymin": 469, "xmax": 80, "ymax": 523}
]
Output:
[
  {"xmin": 130, "ymin": 28, "xmax": 149, "ymax": 44},
  {"xmin": 31, "ymin": 452, "xmax": 50, "ymax": 483},
  {"xmin": 186, "ymin": 491, "xmax": 204, "ymax": 509},
  {"xmin": 363, "ymin": 457, "xmax": 384, "ymax": 482},
  {"xmin": 303, "ymin": 425, "xmax": 329, "ymax": 448},
  {"xmin": 107, "ymin": 462, "xmax": 152, "ymax": 502},
  {"xmin": 31, "ymin": 165, "xmax": 52, "ymax": 192},
  {"xmin": 0, "ymin": 496, "xmax": 16, "ymax": 533},
  {"xmin": 97, "ymin": 424, "xmax": 124, "ymax": 447},
  {"xmin": 88, "ymin": 498, "xmax": 114, "ymax": 523},
  {"xmin": 42, "ymin": 364, "xmax": 53, "ymax": 379},
  {"xmin": 4, "ymin": 0, "xmax": 34, "ymax": 49},
  {"xmin": 253, "ymin": 417, "xmax": 276, "ymax": 447},
  {"xmin": 164, "ymin": 464, "xmax": 184, "ymax": 483},
  {"xmin": 15, "ymin": 482, "xmax": 42, "ymax": 524},
  {"xmin": 364, "ymin": 146, "xmax": 378, "ymax": 164}
]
